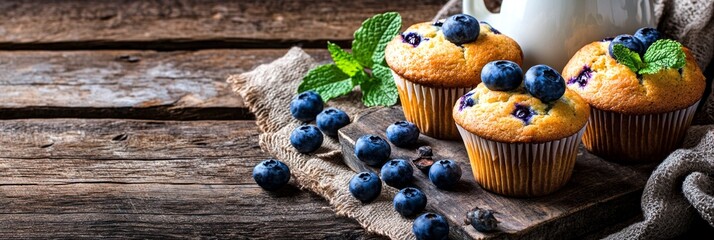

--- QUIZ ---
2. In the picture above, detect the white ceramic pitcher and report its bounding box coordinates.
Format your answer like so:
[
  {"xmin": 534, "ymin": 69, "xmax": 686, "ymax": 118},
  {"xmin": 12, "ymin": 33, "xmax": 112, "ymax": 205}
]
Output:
[{"xmin": 464, "ymin": 0, "xmax": 656, "ymax": 71}]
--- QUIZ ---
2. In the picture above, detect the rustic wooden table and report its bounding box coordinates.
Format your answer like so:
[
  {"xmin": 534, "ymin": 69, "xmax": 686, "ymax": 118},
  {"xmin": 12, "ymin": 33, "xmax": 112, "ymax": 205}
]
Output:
[{"xmin": 0, "ymin": 1, "xmax": 711, "ymax": 239}]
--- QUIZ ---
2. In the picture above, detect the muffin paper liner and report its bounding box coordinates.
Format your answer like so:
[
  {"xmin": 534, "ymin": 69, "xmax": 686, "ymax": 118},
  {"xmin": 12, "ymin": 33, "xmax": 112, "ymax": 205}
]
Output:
[
  {"xmin": 582, "ymin": 101, "xmax": 699, "ymax": 163},
  {"xmin": 392, "ymin": 70, "xmax": 472, "ymax": 140},
  {"xmin": 457, "ymin": 125, "xmax": 586, "ymax": 197}
]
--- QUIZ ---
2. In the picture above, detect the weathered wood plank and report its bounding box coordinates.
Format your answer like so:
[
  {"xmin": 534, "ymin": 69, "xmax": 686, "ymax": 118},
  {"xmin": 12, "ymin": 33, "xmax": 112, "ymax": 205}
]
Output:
[
  {"xmin": 338, "ymin": 106, "xmax": 655, "ymax": 240},
  {"xmin": 0, "ymin": 49, "xmax": 329, "ymax": 119},
  {"xmin": 0, "ymin": 119, "xmax": 379, "ymax": 239},
  {"xmin": 0, "ymin": 0, "xmax": 445, "ymax": 49}
]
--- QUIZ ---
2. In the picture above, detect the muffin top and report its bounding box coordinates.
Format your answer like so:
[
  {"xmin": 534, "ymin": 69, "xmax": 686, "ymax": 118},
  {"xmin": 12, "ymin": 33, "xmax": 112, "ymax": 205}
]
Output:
[
  {"xmin": 453, "ymin": 84, "xmax": 590, "ymax": 143},
  {"xmin": 562, "ymin": 41, "xmax": 705, "ymax": 114},
  {"xmin": 385, "ymin": 21, "xmax": 523, "ymax": 88}
]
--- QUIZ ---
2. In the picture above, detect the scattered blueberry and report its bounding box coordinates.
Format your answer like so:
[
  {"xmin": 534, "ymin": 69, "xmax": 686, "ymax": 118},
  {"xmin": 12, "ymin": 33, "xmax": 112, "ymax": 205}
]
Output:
[
  {"xmin": 524, "ymin": 65, "xmax": 566, "ymax": 103},
  {"xmin": 354, "ymin": 135, "xmax": 391, "ymax": 166},
  {"xmin": 608, "ymin": 34, "xmax": 645, "ymax": 57},
  {"xmin": 289, "ymin": 125, "xmax": 324, "ymax": 153},
  {"xmin": 458, "ymin": 92, "xmax": 476, "ymax": 111},
  {"xmin": 290, "ymin": 91, "xmax": 324, "ymax": 122},
  {"xmin": 481, "ymin": 60, "xmax": 523, "ymax": 91},
  {"xmin": 394, "ymin": 187, "xmax": 427, "ymax": 217},
  {"xmin": 567, "ymin": 65, "xmax": 593, "ymax": 88},
  {"xmin": 480, "ymin": 21, "xmax": 500, "ymax": 34},
  {"xmin": 465, "ymin": 207, "xmax": 499, "ymax": 232},
  {"xmin": 512, "ymin": 104, "xmax": 535, "ymax": 124},
  {"xmin": 316, "ymin": 108, "xmax": 350, "ymax": 137},
  {"xmin": 413, "ymin": 213, "xmax": 449, "ymax": 240},
  {"xmin": 429, "ymin": 160, "xmax": 462, "ymax": 189},
  {"xmin": 442, "ymin": 14, "xmax": 480, "ymax": 45},
  {"xmin": 634, "ymin": 27, "xmax": 661, "ymax": 51},
  {"xmin": 386, "ymin": 121, "xmax": 420, "ymax": 147},
  {"xmin": 381, "ymin": 159, "xmax": 415, "ymax": 189},
  {"xmin": 252, "ymin": 159, "xmax": 291, "ymax": 191},
  {"xmin": 402, "ymin": 32, "xmax": 422, "ymax": 47},
  {"xmin": 349, "ymin": 172, "xmax": 382, "ymax": 203}
]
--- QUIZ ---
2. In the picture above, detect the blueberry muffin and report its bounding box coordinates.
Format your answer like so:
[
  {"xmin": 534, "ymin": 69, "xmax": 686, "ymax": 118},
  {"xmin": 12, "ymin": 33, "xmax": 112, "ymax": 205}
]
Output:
[
  {"xmin": 562, "ymin": 28, "xmax": 706, "ymax": 162},
  {"xmin": 453, "ymin": 61, "xmax": 589, "ymax": 197},
  {"xmin": 385, "ymin": 14, "xmax": 522, "ymax": 140}
]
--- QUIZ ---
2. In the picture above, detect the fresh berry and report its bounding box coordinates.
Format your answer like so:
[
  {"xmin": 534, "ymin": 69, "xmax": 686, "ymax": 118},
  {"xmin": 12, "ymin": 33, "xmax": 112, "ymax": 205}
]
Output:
[
  {"xmin": 567, "ymin": 65, "xmax": 593, "ymax": 88},
  {"xmin": 349, "ymin": 172, "xmax": 382, "ymax": 203},
  {"xmin": 290, "ymin": 91, "xmax": 324, "ymax": 122},
  {"xmin": 480, "ymin": 21, "xmax": 500, "ymax": 34},
  {"xmin": 394, "ymin": 187, "xmax": 427, "ymax": 217},
  {"xmin": 481, "ymin": 60, "xmax": 523, "ymax": 91},
  {"xmin": 316, "ymin": 108, "xmax": 350, "ymax": 137},
  {"xmin": 252, "ymin": 159, "xmax": 291, "ymax": 191},
  {"xmin": 413, "ymin": 146, "xmax": 435, "ymax": 173},
  {"xmin": 512, "ymin": 104, "xmax": 535, "ymax": 124},
  {"xmin": 289, "ymin": 125, "xmax": 324, "ymax": 153},
  {"xmin": 429, "ymin": 160, "xmax": 462, "ymax": 189},
  {"xmin": 402, "ymin": 32, "xmax": 422, "ymax": 47},
  {"xmin": 386, "ymin": 121, "xmax": 420, "ymax": 147},
  {"xmin": 442, "ymin": 14, "xmax": 480, "ymax": 45},
  {"xmin": 465, "ymin": 207, "xmax": 499, "ymax": 232},
  {"xmin": 354, "ymin": 135, "xmax": 391, "ymax": 166},
  {"xmin": 608, "ymin": 34, "xmax": 644, "ymax": 58},
  {"xmin": 634, "ymin": 27, "xmax": 661, "ymax": 51},
  {"xmin": 413, "ymin": 213, "xmax": 449, "ymax": 240},
  {"xmin": 524, "ymin": 65, "xmax": 566, "ymax": 103},
  {"xmin": 380, "ymin": 159, "xmax": 414, "ymax": 189}
]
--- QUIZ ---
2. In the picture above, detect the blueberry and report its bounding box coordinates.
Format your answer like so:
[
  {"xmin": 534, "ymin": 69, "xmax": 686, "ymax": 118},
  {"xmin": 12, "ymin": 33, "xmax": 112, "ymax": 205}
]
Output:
[
  {"xmin": 608, "ymin": 34, "xmax": 645, "ymax": 58},
  {"xmin": 290, "ymin": 91, "xmax": 324, "ymax": 122},
  {"xmin": 634, "ymin": 27, "xmax": 661, "ymax": 51},
  {"xmin": 458, "ymin": 92, "xmax": 476, "ymax": 111},
  {"xmin": 512, "ymin": 104, "xmax": 535, "ymax": 124},
  {"xmin": 402, "ymin": 32, "xmax": 422, "ymax": 47},
  {"xmin": 252, "ymin": 159, "xmax": 291, "ymax": 191},
  {"xmin": 481, "ymin": 60, "xmax": 523, "ymax": 91},
  {"xmin": 394, "ymin": 187, "xmax": 427, "ymax": 217},
  {"xmin": 466, "ymin": 207, "xmax": 499, "ymax": 232},
  {"xmin": 524, "ymin": 65, "xmax": 566, "ymax": 103},
  {"xmin": 442, "ymin": 14, "xmax": 480, "ymax": 45},
  {"xmin": 349, "ymin": 172, "xmax": 382, "ymax": 203},
  {"xmin": 479, "ymin": 21, "xmax": 500, "ymax": 34},
  {"xmin": 429, "ymin": 160, "xmax": 462, "ymax": 189},
  {"xmin": 567, "ymin": 65, "xmax": 593, "ymax": 88},
  {"xmin": 386, "ymin": 121, "xmax": 420, "ymax": 147},
  {"xmin": 289, "ymin": 125, "xmax": 324, "ymax": 153},
  {"xmin": 380, "ymin": 159, "xmax": 414, "ymax": 189},
  {"xmin": 413, "ymin": 213, "xmax": 449, "ymax": 240},
  {"xmin": 316, "ymin": 108, "xmax": 350, "ymax": 137},
  {"xmin": 354, "ymin": 135, "xmax": 391, "ymax": 166}
]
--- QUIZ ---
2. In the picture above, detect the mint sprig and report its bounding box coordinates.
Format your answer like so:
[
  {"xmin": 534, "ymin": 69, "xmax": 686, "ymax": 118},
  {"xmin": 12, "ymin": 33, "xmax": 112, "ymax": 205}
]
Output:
[
  {"xmin": 299, "ymin": 12, "xmax": 401, "ymax": 107},
  {"xmin": 612, "ymin": 39, "xmax": 686, "ymax": 75}
]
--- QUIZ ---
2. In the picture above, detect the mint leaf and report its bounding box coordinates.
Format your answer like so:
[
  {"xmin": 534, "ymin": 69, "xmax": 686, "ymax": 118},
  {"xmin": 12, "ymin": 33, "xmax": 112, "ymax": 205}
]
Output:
[
  {"xmin": 361, "ymin": 64, "xmax": 398, "ymax": 107},
  {"xmin": 612, "ymin": 44, "xmax": 645, "ymax": 73},
  {"xmin": 639, "ymin": 39, "xmax": 686, "ymax": 75},
  {"xmin": 299, "ymin": 64, "xmax": 355, "ymax": 102},
  {"xmin": 327, "ymin": 42, "xmax": 363, "ymax": 76},
  {"xmin": 352, "ymin": 12, "xmax": 401, "ymax": 68}
]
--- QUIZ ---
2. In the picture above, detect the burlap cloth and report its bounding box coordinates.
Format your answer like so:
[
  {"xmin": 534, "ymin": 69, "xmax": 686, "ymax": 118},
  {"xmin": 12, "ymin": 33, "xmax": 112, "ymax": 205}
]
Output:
[{"xmin": 228, "ymin": 1, "xmax": 713, "ymax": 239}]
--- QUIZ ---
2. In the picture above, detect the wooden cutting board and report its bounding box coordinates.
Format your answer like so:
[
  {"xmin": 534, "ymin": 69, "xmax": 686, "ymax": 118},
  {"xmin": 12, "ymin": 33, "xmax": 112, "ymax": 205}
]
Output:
[{"xmin": 338, "ymin": 106, "xmax": 657, "ymax": 239}]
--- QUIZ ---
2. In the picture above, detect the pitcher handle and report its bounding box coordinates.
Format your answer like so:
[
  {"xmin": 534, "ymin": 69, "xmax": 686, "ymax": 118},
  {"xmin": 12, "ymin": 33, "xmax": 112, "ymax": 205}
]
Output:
[{"xmin": 463, "ymin": 0, "xmax": 497, "ymax": 22}]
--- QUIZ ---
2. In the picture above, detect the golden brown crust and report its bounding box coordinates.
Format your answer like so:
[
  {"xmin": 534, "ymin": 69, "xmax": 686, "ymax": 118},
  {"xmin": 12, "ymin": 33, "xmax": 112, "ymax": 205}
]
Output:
[
  {"xmin": 562, "ymin": 41, "xmax": 706, "ymax": 114},
  {"xmin": 452, "ymin": 84, "xmax": 590, "ymax": 143},
  {"xmin": 384, "ymin": 22, "xmax": 523, "ymax": 88}
]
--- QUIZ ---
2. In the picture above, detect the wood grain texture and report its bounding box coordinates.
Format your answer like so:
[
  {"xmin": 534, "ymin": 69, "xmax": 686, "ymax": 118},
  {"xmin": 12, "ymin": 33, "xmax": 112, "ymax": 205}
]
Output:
[
  {"xmin": 0, "ymin": 119, "xmax": 381, "ymax": 239},
  {"xmin": 338, "ymin": 107, "xmax": 658, "ymax": 240},
  {"xmin": 0, "ymin": 49, "xmax": 329, "ymax": 120},
  {"xmin": 0, "ymin": 0, "xmax": 445, "ymax": 49}
]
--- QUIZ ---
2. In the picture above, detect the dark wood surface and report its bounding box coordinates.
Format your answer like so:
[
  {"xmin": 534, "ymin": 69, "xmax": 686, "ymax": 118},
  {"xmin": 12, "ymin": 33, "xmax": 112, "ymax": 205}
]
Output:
[
  {"xmin": 339, "ymin": 107, "xmax": 656, "ymax": 239},
  {"xmin": 0, "ymin": 0, "xmax": 709, "ymax": 238}
]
